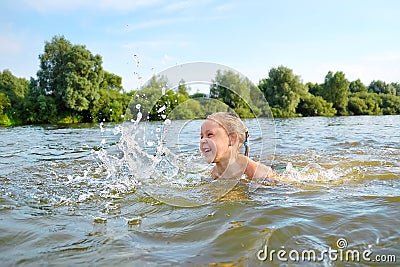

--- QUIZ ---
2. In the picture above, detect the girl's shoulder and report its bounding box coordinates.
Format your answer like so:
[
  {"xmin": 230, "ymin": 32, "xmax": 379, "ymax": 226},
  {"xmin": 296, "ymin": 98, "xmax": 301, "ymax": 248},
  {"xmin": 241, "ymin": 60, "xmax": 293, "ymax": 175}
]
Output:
[
  {"xmin": 239, "ymin": 155, "xmax": 257, "ymax": 178},
  {"xmin": 241, "ymin": 156, "xmax": 275, "ymax": 180}
]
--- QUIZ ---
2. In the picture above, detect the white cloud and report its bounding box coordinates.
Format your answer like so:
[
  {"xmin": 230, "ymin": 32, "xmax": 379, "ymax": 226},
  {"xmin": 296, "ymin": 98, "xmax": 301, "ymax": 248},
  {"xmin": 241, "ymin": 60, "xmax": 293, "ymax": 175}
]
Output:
[
  {"xmin": 160, "ymin": 0, "xmax": 191, "ymax": 13},
  {"xmin": 214, "ymin": 2, "xmax": 236, "ymax": 13},
  {"xmin": 105, "ymin": 15, "xmax": 201, "ymax": 35},
  {"xmin": 21, "ymin": 0, "xmax": 164, "ymax": 13},
  {"xmin": 97, "ymin": 0, "xmax": 163, "ymax": 12}
]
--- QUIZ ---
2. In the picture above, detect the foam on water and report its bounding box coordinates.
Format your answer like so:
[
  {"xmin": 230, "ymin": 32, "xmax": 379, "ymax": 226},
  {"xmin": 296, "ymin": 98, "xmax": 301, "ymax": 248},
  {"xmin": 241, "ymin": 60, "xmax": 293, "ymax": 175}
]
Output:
[{"xmin": 281, "ymin": 162, "xmax": 364, "ymax": 184}]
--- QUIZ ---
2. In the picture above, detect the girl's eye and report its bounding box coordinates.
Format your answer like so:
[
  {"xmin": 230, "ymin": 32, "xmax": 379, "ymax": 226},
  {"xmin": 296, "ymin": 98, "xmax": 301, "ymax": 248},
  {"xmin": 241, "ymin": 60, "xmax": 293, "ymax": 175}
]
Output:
[{"xmin": 207, "ymin": 133, "xmax": 213, "ymax": 137}]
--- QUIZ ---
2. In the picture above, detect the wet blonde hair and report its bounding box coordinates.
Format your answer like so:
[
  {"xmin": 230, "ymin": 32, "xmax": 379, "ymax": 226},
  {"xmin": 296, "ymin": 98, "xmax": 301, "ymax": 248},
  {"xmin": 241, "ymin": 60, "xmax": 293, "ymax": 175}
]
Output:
[{"xmin": 206, "ymin": 112, "xmax": 248, "ymax": 152}]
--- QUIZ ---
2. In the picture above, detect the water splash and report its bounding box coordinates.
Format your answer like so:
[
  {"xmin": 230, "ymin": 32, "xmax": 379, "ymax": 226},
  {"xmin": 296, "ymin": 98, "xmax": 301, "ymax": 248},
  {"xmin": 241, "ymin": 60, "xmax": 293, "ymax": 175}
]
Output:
[
  {"xmin": 280, "ymin": 162, "xmax": 364, "ymax": 185},
  {"xmin": 125, "ymin": 123, "xmax": 233, "ymax": 205},
  {"xmin": 133, "ymin": 54, "xmax": 140, "ymax": 67}
]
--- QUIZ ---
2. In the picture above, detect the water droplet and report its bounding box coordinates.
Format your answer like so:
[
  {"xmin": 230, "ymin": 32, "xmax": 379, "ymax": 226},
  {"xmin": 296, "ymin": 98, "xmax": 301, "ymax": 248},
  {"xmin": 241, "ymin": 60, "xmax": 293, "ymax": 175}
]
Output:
[
  {"xmin": 78, "ymin": 193, "xmax": 93, "ymax": 202},
  {"xmin": 164, "ymin": 119, "xmax": 171, "ymax": 126},
  {"xmin": 135, "ymin": 112, "xmax": 142, "ymax": 124},
  {"xmin": 113, "ymin": 125, "xmax": 123, "ymax": 135},
  {"xmin": 133, "ymin": 54, "xmax": 140, "ymax": 67},
  {"xmin": 147, "ymin": 141, "xmax": 154, "ymax": 146},
  {"xmin": 157, "ymin": 105, "xmax": 166, "ymax": 113},
  {"xmin": 136, "ymin": 104, "xmax": 141, "ymax": 110}
]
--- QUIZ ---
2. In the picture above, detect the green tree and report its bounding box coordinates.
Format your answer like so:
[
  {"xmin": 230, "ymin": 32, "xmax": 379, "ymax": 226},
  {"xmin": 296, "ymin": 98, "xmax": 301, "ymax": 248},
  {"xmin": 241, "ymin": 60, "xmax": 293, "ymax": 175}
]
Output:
[
  {"xmin": 259, "ymin": 66, "xmax": 307, "ymax": 117},
  {"xmin": 0, "ymin": 69, "xmax": 28, "ymax": 123},
  {"xmin": 0, "ymin": 70, "xmax": 28, "ymax": 105},
  {"xmin": 177, "ymin": 79, "xmax": 190, "ymax": 98},
  {"xmin": 0, "ymin": 92, "xmax": 11, "ymax": 125},
  {"xmin": 37, "ymin": 35, "xmax": 103, "ymax": 121},
  {"xmin": 210, "ymin": 70, "xmax": 245, "ymax": 111},
  {"xmin": 379, "ymin": 94, "xmax": 400, "ymax": 114},
  {"xmin": 348, "ymin": 92, "xmax": 381, "ymax": 115},
  {"xmin": 100, "ymin": 70, "xmax": 123, "ymax": 91},
  {"xmin": 0, "ymin": 92, "xmax": 10, "ymax": 115},
  {"xmin": 126, "ymin": 75, "xmax": 193, "ymax": 121},
  {"xmin": 296, "ymin": 94, "xmax": 336, "ymax": 116},
  {"xmin": 390, "ymin": 82, "xmax": 400, "ymax": 96},
  {"xmin": 198, "ymin": 97, "xmax": 229, "ymax": 116},
  {"xmin": 127, "ymin": 75, "xmax": 167, "ymax": 121},
  {"xmin": 37, "ymin": 36, "xmax": 72, "ymax": 102},
  {"xmin": 64, "ymin": 45, "xmax": 103, "ymax": 118},
  {"xmin": 93, "ymin": 88, "xmax": 131, "ymax": 122},
  {"xmin": 306, "ymin": 82, "xmax": 323, "ymax": 96},
  {"xmin": 368, "ymin": 80, "xmax": 396, "ymax": 95},
  {"xmin": 94, "ymin": 71, "xmax": 129, "ymax": 122},
  {"xmin": 190, "ymin": 92, "xmax": 207, "ymax": 98},
  {"xmin": 210, "ymin": 70, "xmax": 261, "ymax": 118},
  {"xmin": 167, "ymin": 98, "xmax": 204, "ymax": 120},
  {"xmin": 0, "ymin": 69, "xmax": 27, "ymax": 102},
  {"xmin": 321, "ymin": 71, "xmax": 349, "ymax": 115},
  {"xmin": 23, "ymin": 78, "xmax": 57, "ymax": 123},
  {"xmin": 349, "ymin": 79, "xmax": 367, "ymax": 93}
]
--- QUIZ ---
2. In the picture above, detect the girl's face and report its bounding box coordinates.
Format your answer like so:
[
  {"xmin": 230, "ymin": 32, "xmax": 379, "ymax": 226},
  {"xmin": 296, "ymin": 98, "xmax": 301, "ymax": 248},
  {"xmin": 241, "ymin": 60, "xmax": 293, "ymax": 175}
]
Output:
[{"xmin": 200, "ymin": 119, "xmax": 231, "ymax": 163}]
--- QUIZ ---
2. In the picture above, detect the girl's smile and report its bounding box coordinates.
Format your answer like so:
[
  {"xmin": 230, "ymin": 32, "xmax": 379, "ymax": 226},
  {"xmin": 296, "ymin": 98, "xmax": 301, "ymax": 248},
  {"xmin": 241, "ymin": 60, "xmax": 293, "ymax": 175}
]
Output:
[
  {"xmin": 200, "ymin": 119, "xmax": 231, "ymax": 164},
  {"xmin": 199, "ymin": 112, "xmax": 279, "ymax": 181}
]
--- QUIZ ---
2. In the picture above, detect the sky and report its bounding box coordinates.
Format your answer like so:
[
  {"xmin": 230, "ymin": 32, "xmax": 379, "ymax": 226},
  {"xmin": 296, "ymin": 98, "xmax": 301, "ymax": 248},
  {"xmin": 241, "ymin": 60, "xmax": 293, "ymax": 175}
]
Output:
[{"xmin": 1, "ymin": 0, "xmax": 400, "ymax": 91}]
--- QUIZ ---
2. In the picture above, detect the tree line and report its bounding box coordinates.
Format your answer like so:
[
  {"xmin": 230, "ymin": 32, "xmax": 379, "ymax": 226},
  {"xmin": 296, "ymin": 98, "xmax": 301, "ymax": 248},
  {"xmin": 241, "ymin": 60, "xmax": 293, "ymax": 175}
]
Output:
[{"xmin": 1, "ymin": 35, "xmax": 400, "ymax": 126}]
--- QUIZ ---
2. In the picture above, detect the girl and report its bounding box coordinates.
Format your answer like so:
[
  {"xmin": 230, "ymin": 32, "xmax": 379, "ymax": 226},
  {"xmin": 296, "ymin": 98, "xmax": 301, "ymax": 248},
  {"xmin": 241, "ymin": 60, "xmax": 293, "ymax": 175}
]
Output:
[{"xmin": 200, "ymin": 112, "xmax": 278, "ymax": 181}]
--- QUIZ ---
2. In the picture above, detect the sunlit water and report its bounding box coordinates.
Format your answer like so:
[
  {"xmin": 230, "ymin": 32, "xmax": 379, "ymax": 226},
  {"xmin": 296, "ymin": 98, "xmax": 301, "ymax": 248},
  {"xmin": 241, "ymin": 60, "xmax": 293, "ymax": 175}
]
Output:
[{"xmin": 0, "ymin": 115, "xmax": 399, "ymax": 266}]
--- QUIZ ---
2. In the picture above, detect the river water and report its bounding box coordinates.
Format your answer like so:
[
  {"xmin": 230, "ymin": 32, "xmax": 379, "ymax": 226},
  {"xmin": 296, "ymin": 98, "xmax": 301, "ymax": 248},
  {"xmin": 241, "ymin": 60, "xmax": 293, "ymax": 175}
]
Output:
[{"xmin": 0, "ymin": 115, "xmax": 399, "ymax": 266}]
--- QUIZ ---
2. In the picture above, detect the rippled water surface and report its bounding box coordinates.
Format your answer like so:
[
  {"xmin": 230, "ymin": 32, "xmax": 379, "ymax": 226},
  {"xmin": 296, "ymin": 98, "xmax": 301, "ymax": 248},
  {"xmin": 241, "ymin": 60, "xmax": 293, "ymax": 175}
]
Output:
[{"xmin": 0, "ymin": 115, "xmax": 399, "ymax": 266}]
